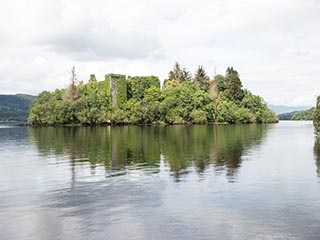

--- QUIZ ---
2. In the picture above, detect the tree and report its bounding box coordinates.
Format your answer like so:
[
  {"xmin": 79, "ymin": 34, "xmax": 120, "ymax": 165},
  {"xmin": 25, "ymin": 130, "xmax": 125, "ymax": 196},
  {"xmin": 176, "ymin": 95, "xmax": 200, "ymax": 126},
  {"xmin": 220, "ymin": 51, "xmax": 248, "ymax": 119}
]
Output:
[
  {"xmin": 76, "ymin": 80, "xmax": 111, "ymax": 124},
  {"xmin": 28, "ymin": 89, "xmax": 70, "ymax": 125},
  {"xmin": 236, "ymin": 107, "xmax": 255, "ymax": 123},
  {"xmin": 64, "ymin": 66, "xmax": 79, "ymax": 105},
  {"xmin": 161, "ymin": 82, "xmax": 195, "ymax": 123},
  {"xmin": 225, "ymin": 67, "xmax": 244, "ymax": 101},
  {"xmin": 215, "ymin": 93, "xmax": 239, "ymax": 123},
  {"xmin": 241, "ymin": 90, "xmax": 264, "ymax": 113},
  {"xmin": 182, "ymin": 68, "xmax": 192, "ymax": 82},
  {"xmin": 168, "ymin": 62, "xmax": 192, "ymax": 82},
  {"xmin": 291, "ymin": 108, "xmax": 314, "ymax": 121},
  {"xmin": 213, "ymin": 74, "xmax": 226, "ymax": 92},
  {"xmin": 314, "ymin": 96, "xmax": 320, "ymax": 135},
  {"xmin": 194, "ymin": 66, "xmax": 210, "ymax": 91},
  {"xmin": 131, "ymin": 76, "xmax": 160, "ymax": 101},
  {"xmin": 190, "ymin": 109, "xmax": 207, "ymax": 124}
]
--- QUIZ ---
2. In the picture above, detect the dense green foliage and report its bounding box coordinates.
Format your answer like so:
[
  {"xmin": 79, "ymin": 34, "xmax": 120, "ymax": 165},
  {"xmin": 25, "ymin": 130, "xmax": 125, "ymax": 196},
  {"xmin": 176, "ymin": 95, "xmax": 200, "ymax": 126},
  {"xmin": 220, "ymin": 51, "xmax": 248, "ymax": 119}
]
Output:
[
  {"xmin": 28, "ymin": 65, "xmax": 278, "ymax": 125},
  {"xmin": 213, "ymin": 74, "xmax": 226, "ymax": 92},
  {"xmin": 0, "ymin": 94, "xmax": 36, "ymax": 121},
  {"xmin": 292, "ymin": 108, "xmax": 314, "ymax": 120},
  {"xmin": 125, "ymin": 76, "xmax": 161, "ymax": 124},
  {"xmin": 278, "ymin": 108, "xmax": 314, "ymax": 121},
  {"xmin": 314, "ymin": 96, "xmax": 320, "ymax": 135}
]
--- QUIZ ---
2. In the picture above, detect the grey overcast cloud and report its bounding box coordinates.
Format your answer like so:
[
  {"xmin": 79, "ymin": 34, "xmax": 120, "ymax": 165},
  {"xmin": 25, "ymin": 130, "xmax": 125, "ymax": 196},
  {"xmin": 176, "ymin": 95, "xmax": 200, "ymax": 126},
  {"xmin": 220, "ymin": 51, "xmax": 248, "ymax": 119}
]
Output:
[{"xmin": 1, "ymin": 0, "xmax": 319, "ymax": 106}]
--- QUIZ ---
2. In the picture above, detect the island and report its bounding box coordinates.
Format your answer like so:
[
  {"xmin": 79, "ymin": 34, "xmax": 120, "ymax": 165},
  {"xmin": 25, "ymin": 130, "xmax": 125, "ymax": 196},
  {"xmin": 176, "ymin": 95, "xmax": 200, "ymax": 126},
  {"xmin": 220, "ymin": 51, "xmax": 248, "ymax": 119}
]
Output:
[{"xmin": 28, "ymin": 64, "xmax": 278, "ymax": 125}]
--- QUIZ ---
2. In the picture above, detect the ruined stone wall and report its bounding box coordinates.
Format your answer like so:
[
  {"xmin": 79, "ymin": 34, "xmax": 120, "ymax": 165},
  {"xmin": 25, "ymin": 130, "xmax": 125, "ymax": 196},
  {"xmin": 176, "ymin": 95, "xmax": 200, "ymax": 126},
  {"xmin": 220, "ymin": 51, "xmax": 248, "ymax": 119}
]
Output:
[
  {"xmin": 104, "ymin": 74, "xmax": 161, "ymax": 108},
  {"xmin": 105, "ymin": 74, "xmax": 127, "ymax": 108}
]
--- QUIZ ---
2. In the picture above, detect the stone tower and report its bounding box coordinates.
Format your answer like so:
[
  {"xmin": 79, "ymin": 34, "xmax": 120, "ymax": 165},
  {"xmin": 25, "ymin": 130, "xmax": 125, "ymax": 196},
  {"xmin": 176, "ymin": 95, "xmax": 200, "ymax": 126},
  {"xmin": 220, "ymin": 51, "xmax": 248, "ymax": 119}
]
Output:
[{"xmin": 105, "ymin": 74, "xmax": 127, "ymax": 108}]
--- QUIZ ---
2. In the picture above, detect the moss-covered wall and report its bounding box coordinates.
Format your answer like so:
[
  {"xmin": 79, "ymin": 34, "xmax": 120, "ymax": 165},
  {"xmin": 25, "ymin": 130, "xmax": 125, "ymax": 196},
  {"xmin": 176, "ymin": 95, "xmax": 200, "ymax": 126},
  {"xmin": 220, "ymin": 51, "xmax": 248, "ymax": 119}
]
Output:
[
  {"xmin": 116, "ymin": 75, "xmax": 127, "ymax": 108},
  {"xmin": 105, "ymin": 74, "xmax": 160, "ymax": 106},
  {"xmin": 105, "ymin": 74, "xmax": 111, "ymax": 103},
  {"xmin": 105, "ymin": 74, "xmax": 127, "ymax": 108}
]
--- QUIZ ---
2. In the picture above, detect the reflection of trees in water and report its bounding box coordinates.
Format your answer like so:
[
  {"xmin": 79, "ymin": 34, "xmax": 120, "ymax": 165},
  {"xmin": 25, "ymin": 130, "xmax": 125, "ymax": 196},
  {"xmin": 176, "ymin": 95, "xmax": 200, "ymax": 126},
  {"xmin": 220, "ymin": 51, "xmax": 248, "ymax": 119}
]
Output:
[
  {"xmin": 314, "ymin": 138, "xmax": 320, "ymax": 177},
  {"xmin": 211, "ymin": 124, "xmax": 268, "ymax": 181},
  {"xmin": 29, "ymin": 126, "xmax": 161, "ymax": 185},
  {"xmin": 29, "ymin": 124, "xmax": 270, "ymax": 182},
  {"xmin": 161, "ymin": 125, "xmax": 269, "ymax": 181}
]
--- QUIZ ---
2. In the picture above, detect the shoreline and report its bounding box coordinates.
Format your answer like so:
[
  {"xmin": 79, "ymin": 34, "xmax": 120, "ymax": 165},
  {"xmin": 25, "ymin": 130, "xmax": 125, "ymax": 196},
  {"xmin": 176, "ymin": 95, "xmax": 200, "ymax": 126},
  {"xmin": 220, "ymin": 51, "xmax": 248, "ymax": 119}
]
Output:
[{"xmin": 17, "ymin": 121, "xmax": 279, "ymax": 127}]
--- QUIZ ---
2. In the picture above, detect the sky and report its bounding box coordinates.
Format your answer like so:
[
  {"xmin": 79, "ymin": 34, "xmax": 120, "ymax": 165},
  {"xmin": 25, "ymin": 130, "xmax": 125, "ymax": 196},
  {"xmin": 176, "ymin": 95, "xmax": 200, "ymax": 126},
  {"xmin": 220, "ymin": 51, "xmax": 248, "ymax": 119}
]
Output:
[{"xmin": 0, "ymin": 0, "xmax": 319, "ymax": 106}]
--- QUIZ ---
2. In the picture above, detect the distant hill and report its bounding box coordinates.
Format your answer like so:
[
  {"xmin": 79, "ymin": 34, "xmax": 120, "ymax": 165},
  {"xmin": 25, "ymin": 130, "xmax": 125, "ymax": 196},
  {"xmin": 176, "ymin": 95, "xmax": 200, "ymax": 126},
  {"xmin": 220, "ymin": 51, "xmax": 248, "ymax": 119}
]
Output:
[
  {"xmin": 0, "ymin": 94, "xmax": 36, "ymax": 121},
  {"xmin": 278, "ymin": 108, "xmax": 314, "ymax": 121},
  {"xmin": 268, "ymin": 105, "xmax": 311, "ymax": 114},
  {"xmin": 278, "ymin": 111, "xmax": 297, "ymax": 120}
]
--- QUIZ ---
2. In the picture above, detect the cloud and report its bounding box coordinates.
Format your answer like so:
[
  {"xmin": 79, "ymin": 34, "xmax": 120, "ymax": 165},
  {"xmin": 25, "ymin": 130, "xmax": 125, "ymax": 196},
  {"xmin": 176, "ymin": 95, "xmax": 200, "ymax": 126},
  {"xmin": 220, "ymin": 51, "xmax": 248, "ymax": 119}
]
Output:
[
  {"xmin": 39, "ymin": 7, "xmax": 163, "ymax": 61},
  {"xmin": 16, "ymin": 0, "xmax": 164, "ymax": 61},
  {"xmin": 0, "ymin": 0, "xmax": 320, "ymax": 106},
  {"xmin": 43, "ymin": 26, "xmax": 163, "ymax": 61}
]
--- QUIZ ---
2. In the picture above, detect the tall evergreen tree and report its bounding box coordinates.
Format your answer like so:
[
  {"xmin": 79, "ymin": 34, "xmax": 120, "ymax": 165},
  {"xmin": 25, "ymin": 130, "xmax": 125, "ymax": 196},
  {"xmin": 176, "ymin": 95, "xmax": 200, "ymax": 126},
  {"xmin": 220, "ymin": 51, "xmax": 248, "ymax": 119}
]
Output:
[
  {"xmin": 182, "ymin": 68, "xmax": 192, "ymax": 82},
  {"xmin": 194, "ymin": 66, "xmax": 209, "ymax": 91},
  {"xmin": 225, "ymin": 67, "xmax": 244, "ymax": 101}
]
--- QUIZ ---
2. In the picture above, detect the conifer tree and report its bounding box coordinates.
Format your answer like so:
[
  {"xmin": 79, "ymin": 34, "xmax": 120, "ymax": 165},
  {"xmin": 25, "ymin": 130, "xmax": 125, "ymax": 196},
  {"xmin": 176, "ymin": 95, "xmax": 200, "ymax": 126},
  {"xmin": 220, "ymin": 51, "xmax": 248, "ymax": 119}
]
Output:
[
  {"xmin": 194, "ymin": 66, "xmax": 209, "ymax": 91},
  {"xmin": 225, "ymin": 67, "xmax": 244, "ymax": 101}
]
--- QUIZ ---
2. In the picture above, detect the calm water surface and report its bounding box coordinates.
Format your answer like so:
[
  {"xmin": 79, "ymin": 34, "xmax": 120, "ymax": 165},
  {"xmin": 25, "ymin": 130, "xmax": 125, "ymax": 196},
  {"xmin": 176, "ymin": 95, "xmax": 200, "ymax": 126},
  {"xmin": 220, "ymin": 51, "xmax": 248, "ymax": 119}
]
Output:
[{"xmin": 0, "ymin": 121, "xmax": 319, "ymax": 240}]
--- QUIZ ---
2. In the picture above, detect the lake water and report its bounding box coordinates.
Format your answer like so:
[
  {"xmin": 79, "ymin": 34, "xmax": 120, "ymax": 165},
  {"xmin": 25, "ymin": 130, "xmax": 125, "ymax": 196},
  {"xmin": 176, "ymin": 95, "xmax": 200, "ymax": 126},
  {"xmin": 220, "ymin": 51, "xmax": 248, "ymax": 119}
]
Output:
[{"xmin": 0, "ymin": 121, "xmax": 319, "ymax": 240}]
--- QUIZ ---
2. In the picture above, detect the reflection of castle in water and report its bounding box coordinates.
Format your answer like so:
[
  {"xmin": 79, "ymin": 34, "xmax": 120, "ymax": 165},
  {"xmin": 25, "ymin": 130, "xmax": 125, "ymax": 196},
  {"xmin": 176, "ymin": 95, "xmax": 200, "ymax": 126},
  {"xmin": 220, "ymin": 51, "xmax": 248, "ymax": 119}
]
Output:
[{"xmin": 29, "ymin": 124, "xmax": 270, "ymax": 182}]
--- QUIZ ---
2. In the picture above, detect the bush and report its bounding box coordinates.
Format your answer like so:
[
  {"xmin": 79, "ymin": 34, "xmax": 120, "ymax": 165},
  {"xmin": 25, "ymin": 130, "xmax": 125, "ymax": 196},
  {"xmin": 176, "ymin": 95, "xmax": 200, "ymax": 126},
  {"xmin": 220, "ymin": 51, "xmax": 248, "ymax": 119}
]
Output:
[{"xmin": 190, "ymin": 109, "xmax": 207, "ymax": 124}]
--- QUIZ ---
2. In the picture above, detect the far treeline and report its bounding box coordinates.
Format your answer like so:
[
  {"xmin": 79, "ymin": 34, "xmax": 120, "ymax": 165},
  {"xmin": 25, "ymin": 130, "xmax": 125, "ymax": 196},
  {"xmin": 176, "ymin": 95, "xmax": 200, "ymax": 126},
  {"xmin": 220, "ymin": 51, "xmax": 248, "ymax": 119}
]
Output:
[
  {"xmin": 28, "ymin": 63, "xmax": 279, "ymax": 125},
  {"xmin": 278, "ymin": 108, "xmax": 314, "ymax": 121},
  {"xmin": 0, "ymin": 94, "xmax": 36, "ymax": 121},
  {"xmin": 275, "ymin": 99, "xmax": 320, "ymax": 137}
]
